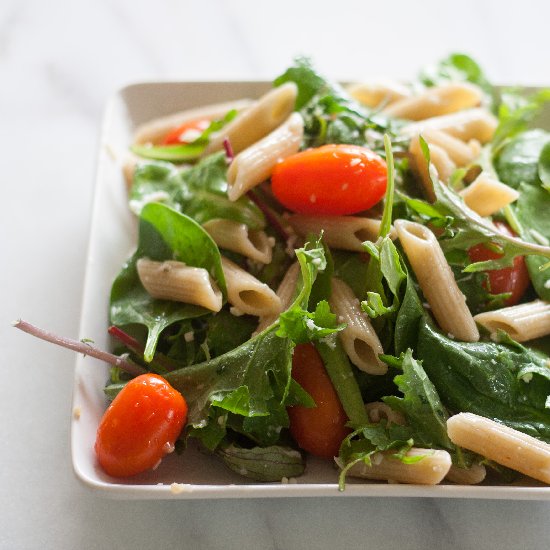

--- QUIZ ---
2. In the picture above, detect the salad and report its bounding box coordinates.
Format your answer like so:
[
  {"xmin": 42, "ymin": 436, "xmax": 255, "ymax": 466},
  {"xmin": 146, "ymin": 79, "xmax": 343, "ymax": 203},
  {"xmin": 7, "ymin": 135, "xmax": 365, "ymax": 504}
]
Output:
[{"xmin": 20, "ymin": 54, "xmax": 550, "ymax": 489}]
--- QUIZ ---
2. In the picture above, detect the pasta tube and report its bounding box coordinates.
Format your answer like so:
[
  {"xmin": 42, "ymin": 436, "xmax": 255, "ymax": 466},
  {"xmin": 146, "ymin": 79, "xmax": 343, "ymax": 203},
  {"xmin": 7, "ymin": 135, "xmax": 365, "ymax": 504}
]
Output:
[
  {"xmin": 287, "ymin": 214, "xmax": 392, "ymax": 252},
  {"xmin": 343, "ymin": 448, "xmax": 452, "ymax": 485},
  {"xmin": 395, "ymin": 220, "xmax": 480, "ymax": 342},
  {"xmin": 401, "ymin": 108, "xmax": 498, "ymax": 144},
  {"xmin": 136, "ymin": 258, "xmax": 222, "ymax": 312},
  {"xmin": 203, "ymin": 82, "xmax": 298, "ymax": 155},
  {"xmin": 226, "ymin": 112, "xmax": 304, "ymax": 201},
  {"xmin": 447, "ymin": 413, "xmax": 550, "ymax": 484},
  {"xmin": 221, "ymin": 256, "xmax": 282, "ymax": 317},
  {"xmin": 133, "ymin": 99, "xmax": 253, "ymax": 145},
  {"xmin": 459, "ymin": 172, "xmax": 520, "ymax": 217},
  {"xmin": 346, "ymin": 80, "xmax": 410, "ymax": 108},
  {"xmin": 365, "ymin": 402, "xmax": 406, "ymax": 426},
  {"xmin": 421, "ymin": 129, "xmax": 481, "ymax": 167},
  {"xmin": 473, "ymin": 300, "xmax": 550, "ymax": 342},
  {"xmin": 202, "ymin": 219, "xmax": 273, "ymax": 264},
  {"xmin": 383, "ymin": 83, "xmax": 483, "ymax": 121},
  {"xmin": 445, "ymin": 463, "xmax": 487, "ymax": 485},
  {"xmin": 329, "ymin": 277, "xmax": 387, "ymax": 375}
]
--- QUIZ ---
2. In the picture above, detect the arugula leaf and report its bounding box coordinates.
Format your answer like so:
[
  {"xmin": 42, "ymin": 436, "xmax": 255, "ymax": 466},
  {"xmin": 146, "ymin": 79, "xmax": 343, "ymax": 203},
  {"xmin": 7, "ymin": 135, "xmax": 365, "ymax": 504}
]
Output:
[
  {"xmin": 416, "ymin": 320, "xmax": 550, "ymax": 442},
  {"xmin": 130, "ymin": 153, "xmax": 265, "ymax": 229},
  {"xmin": 383, "ymin": 350, "xmax": 454, "ymax": 451},
  {"xmin": 130, "ymin": 109, "xmax": 237, "ymax": 162},
  {"xmin": 539, "ymin": 141, "xmax": 550, "ymax": 191},
  {"xmin": 516, "ymin": 183, "xmax": 550, "ymax": 299},
  {"xmin": 494, "ymin": 129, "xmax": 550, "ymax": 188},
  {"xmin": 110, "ymin": 203, "xmax": 226, "ymax": 361}
]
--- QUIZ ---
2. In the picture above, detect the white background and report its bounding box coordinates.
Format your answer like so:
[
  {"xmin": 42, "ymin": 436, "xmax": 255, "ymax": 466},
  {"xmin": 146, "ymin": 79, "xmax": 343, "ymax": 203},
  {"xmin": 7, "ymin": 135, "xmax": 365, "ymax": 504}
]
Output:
[{"xmin": 2, "ymin": 0, "xmax": 550, "ymax": 548}]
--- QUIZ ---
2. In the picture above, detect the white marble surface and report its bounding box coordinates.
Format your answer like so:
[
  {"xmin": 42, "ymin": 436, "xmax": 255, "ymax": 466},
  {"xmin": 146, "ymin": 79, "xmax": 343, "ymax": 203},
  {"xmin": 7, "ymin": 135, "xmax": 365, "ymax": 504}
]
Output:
[{"xmin": 2, "ymin": 0, "xmax": 550, "ymax": 548}]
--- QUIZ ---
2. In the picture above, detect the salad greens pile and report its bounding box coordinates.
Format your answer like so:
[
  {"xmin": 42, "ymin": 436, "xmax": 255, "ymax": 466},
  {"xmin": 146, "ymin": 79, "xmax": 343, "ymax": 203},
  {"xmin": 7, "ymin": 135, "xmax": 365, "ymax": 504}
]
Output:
[{"xmin": 108, "ymin": 53, "xmax": 550, "ymax": 487}]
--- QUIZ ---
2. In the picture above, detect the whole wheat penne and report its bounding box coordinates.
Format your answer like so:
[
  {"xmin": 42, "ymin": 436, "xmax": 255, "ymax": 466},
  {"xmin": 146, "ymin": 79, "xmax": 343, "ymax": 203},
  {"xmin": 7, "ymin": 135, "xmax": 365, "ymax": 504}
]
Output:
[
  {"xmin": 133, "ymin": 99, "xmax": 253, "ymax": 145},
  {"xmin": 136, "ymin": 258, "xmax": 222, "ymax": 312},
  {"xmin": 203, "ymin": 219, "xmax": 273, "ymax": 264},
  {"xmin": 459, "ymin": 172, "xmax": 520, "ymax": 217},
  {"xmin": 254, "ymin": 262, "xmax": 300, "ymax": 334},
  {"xmin": 383, "ymin": 83, "xmax": 483, "ymax": 121},
  {"xmin": 221, "ymin": 256, "xmax": 282, "ymax": 317},
  {"xmin": 343, "ymin": 448, "xmax": 452, "ymax": 485},
  {"xmin": 473, "ymin": 299, "xmax": 550, "ymax": 342},
  {"xmin": 395, "ymin": 220, "xmax": 479, "ymax": 342},
  {"xmin": 287, "ymin": 214, "xmax": 392, "ymax": 251},
  {"xmin": 329, "ymin": 277, "xmax": 387, "ymax": 374},
  {"xmin": 421, "ymin": 129, "xmax": 481, "ymax": 167},
  {"xmin": 203, "ymin": 82, "xmax": 298, "ymax": 156},
  {"xmin": 445, "ymin": 463, "xmax": 487, "ymax": 485},
  {"xmin": 226, "ymin": 112, "xmax": 303, "ymax": 201},
  {"xmin": 346, "ymin": 80, "xmax": 410, "ymax": 108},
  {"xmin": 447, "ymin": 413, "xmax": 550, "ymax": 484},
  {"xmin": 401, "ymin": 108, "xmax": 498, "ymax": 144},
  {"xmin": 409, "ymin": 136, "xmax": 456, "ymax": 201}
]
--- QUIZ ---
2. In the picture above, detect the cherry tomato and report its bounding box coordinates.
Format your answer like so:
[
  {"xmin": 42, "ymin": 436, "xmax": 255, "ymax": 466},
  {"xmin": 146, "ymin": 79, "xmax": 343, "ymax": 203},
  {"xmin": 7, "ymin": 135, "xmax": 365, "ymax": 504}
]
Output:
[
  {"xmin": 468, "ymin": 222, "xmax": 530, "ymax": 306},
  {"xmin": 271, "ymin": 144, "xmax": 387, "ymax": 215},
  {"xmin": 288, "ymin": 343, "xmax": 350, "ymax": 458},
  {"xmin": 95, "ymin": 373, "xmax": 188, "ymax": 477},
  {"xmin": 162, "ymin": 119, "xmax": 211, "ymax": 145}
]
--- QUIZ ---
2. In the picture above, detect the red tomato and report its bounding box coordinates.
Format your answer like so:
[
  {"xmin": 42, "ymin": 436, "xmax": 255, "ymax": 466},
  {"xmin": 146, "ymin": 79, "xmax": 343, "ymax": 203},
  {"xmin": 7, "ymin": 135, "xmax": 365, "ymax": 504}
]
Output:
[
  {"xmin": 95, "ymin": 373, "xmax": 187, "ymax": 477},
  {"xmin": 288, "ymin": 344, "xmax": 350, "ymax": 458},
  {"xmin": 468, "ymin": 222, "xmax": 530, "ymax": 306},
  {"xmin": 271, "ymin": 144, "xmax": 387, "ymax": 215},
  {"xmin": 162, "ymin": 119, "xmax": 211, "ymax": 145}
]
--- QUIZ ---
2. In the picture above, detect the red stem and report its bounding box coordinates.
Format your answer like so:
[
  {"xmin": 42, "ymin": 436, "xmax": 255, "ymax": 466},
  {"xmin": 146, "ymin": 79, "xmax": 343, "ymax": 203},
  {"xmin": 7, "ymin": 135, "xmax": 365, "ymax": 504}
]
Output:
[{"xmin": 247, "ymin": 189, "xmax": 290, "ymax": 242}]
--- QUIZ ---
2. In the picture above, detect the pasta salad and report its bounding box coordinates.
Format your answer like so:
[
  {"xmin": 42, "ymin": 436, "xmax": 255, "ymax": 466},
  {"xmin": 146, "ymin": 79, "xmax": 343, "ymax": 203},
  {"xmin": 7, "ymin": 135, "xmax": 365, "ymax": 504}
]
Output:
[{"xmin": 27, "ymin": 54, "xmax": 550, "ymax": 488}]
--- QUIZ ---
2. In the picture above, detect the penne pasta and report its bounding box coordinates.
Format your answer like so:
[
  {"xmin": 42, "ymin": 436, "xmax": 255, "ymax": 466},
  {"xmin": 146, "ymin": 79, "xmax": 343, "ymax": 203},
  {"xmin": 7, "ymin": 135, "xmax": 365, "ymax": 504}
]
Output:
[
  {"xmin": 408, "ymin": 136, "xmax": 456, "ymax": 201},
  {"xmin": 421, "ymin": 129, "xmax": 481, "ymax": 167},
  {"xmin": 401, "ymin": 108, "xmax": 498, "ymax": 144},
  {"xmin": 346, "ymin": 80, "xmax": 410, "ymax": 108},
  {"xmin": 447, "ymin": 413, "xmax": 550, "ymax": 484},
  {"xmin": 254, "ymin": 262, "xmax": 300, "ymax": 334},
  {"xmin": 226, "ymin": 112, "xmax": 304, "ymax": 201},
  {"xmin": 286, "ymin": 214, "xmax": 392, "ymax": 252},
  {"xmin": 329, "ymin": 277, "xmax": 387, "ymax": 374},
  {"xmin": 221, "ymin": 256, "xmax": 282, "ymax": 317},
  {"xmin": 343, "ymin": 448, "xmax": 452, "ymax": 485},
  {"xmin": 202, "ymin": 219, "xmax": 273, "ymax": 264},
  {"xmin": 365, "ymin": 401, "xmax": 406, "ymax": 426},
  {"xmin": 459, "ymin": 172, "xmax": 520, "ymax": 217},
  {"xmin": 136, "ymin": 258, "xmax": 222, "ymax": 312},
  {"xmin": 395, "ymin": 220, "xmax": 480, "ymax": 342},
  {"xmin": 133, "ymin": 99, "xmax": 253, "ymax": 145},
  {"xmin": 203, "ymin": 82, "xmax": 298, "ymax": 156},
  {"xmin": 383, "ymin": 83, "xmax": 483, "ymax": 121},
  {"xmin": 445, "ymin": 463, "xmax": 487, "ymax": 485},
  {"xmin": 473, "ymin": 299, "xmax": 550, "ymax": 342}
]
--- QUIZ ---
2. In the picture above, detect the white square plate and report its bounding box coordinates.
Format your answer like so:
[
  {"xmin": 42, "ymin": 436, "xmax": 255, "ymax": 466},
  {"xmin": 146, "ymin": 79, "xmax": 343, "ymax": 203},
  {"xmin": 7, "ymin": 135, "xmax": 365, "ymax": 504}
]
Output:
[{"xmin": 71, "ymin": 81, "xmax": 550, "ymax": 499}]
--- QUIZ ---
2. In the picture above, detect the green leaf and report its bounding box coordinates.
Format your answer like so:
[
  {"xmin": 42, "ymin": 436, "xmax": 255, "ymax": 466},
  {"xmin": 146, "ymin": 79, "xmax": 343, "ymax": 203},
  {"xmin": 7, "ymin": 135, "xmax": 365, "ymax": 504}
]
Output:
[
  {"xmin": 215, "ymin": 444, "xmax": 305, "ymax": 482},
  {"xmin": 416, "ymin": 320, "xmax": 550, "ymax": 442},
  {"xmin": 538, "ymin": 141, "xmax": 550, "ymax": 191},
  {"xmin": 130, "ymin": 153, "xmax": 265, "ymax": 229},
  {"xmin": 382, "ymin": 350, "xmax": 454, "ymax": 451},
  {"xmin": 110, "ymin": 203, "xmax": 226, "ymax": 361}
]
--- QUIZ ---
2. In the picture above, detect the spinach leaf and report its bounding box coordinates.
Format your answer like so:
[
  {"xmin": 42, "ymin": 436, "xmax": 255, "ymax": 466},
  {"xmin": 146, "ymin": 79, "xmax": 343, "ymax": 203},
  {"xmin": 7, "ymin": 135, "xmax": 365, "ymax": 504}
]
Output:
[
  {"xmin": 495, "ymin": 129, "xmax": 550, "ymax": 188},
  {"xmin": 539, "ymin": 141, "xmax": 550, "ymax": 191},
  {"xmin": 416, "ymin": 320, "xmax": 550, "ymax": 442},
  {"xmin": 332, "ymin": 250, "xmax": 370, "ymax": 299},
  {"xmin": 110, "ymin": 203, "xmax": 226, "ymax": 361},
  {"xmin": 516, "ymin": 183, "xmax": 550, "ymax": 299},
  {"xmin": 130, "ymin": 153, "xmax": 265, "ymax": 229}
]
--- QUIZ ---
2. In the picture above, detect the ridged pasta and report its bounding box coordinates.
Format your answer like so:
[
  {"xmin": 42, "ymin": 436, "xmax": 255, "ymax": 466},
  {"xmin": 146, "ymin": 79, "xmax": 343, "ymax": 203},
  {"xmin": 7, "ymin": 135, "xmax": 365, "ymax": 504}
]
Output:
[
  {"xmin": 226, "ymin": 112, "xmax": 304, "ymax": 201},
  {"xmin": 203, "ymin": 219, "xmax": 273, "ymax": 264},
  {"xmin": 395, "ymin": 220, "xmax": 480, "ymax": 342},
  {"xmin": 203, "ymin": 82, "xmax": 298, "ymax": 156},
  {"xmin": 447, "ymin": 413, "xmax": 550, "ymax": 484},
  {"xmin": 473, "ymin": 299, "xmax": 550, "ymax": 342},
  {"xmin": 136, "ymin": 258, "xmax": 222, "ymax": 311},
  {"xmin": 329, "ymin": 277, "xmax": 387, "ymax": 374}
]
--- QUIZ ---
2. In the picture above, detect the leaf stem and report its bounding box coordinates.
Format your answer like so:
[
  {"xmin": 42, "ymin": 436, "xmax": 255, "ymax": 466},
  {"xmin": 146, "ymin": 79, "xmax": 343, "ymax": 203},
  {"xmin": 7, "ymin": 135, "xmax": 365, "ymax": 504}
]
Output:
[
  {"xmin": 247, "ymin": 189, "xmax": 290, "ymax": 241},
  {"xmin": 379, "ymin": 134, "xmax": 395, "ymax": 239},
  {"xmin": 13, "ymin": 319, "xmax": 146, "ymax": 377}
]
